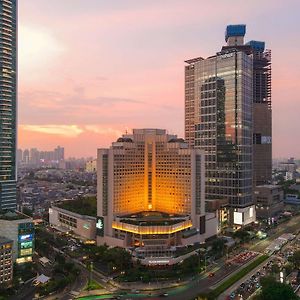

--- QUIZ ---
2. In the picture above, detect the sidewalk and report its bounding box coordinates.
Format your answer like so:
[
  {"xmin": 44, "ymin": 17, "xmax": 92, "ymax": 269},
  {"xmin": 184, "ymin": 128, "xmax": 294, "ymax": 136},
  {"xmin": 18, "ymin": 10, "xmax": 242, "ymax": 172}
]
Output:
[{"xmin": 79, "ymin": 289, "xmax": 111, "ymax": 297}]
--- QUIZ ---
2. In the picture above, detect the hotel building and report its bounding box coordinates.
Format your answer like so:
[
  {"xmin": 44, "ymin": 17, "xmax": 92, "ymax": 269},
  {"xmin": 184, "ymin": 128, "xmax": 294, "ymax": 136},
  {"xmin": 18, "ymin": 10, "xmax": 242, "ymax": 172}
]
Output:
[
  {"xmin": 0, "ymin": 236, "xmax": 13, "ymax": 286},
  {"xmin": 184, "ymin": 24, "xmax": 272, "ymax": 226},
  {"xmin": 97, "ymin": 129, "xmax": 217, "ymax": 261},
  {"xmin": 0, "ymin": 0, "xmax": 18, "ymax": 210}
]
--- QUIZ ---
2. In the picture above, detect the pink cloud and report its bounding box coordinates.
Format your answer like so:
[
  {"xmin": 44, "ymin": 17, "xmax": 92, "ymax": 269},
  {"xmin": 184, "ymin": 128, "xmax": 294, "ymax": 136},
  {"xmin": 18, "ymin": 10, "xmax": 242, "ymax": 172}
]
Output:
[{"xmin": 18, "ymin": 0, "xmax": 300, "ymax": 158}]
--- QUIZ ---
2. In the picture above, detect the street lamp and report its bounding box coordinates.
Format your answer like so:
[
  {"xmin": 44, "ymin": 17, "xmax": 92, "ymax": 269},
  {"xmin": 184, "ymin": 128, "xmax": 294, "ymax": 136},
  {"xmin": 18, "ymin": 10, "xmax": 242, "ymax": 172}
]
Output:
[
  {"xmin": 280, "ymin": 271, "xmax": 284, "ymax": 283},
  {"xmin": 88, "ymin": 261, "xmax": 93, "ymax": 287}
]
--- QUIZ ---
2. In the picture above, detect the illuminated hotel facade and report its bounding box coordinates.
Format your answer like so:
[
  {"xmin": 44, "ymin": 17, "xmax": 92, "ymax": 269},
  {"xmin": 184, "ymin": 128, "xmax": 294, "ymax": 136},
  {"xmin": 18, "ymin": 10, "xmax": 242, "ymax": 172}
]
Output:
[
  {"xmin": 0, "ymin": 0, "xmax": 18, "ymax": 210},
  {"xmin": 97, "ymin": 129, "xmax": 216, "ymax": 260}
]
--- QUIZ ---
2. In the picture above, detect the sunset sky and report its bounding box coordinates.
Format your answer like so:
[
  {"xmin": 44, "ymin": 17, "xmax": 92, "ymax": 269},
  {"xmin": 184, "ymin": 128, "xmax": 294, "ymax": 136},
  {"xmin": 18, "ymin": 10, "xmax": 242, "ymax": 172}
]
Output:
[{"xmin": 18, "ymin": 0, "xmax": 300, "ymax": 158}]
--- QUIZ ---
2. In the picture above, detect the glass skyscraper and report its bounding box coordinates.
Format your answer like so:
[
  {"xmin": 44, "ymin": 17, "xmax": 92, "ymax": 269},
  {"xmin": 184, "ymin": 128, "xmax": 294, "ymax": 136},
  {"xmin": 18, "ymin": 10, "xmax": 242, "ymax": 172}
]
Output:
[
  {"xmin": 0, "ymin": 0, "xmax": 17, "ymax": 210},
  {"xmin": 185, "ymin": 25, "xmax": 271, "ymax": 226}
]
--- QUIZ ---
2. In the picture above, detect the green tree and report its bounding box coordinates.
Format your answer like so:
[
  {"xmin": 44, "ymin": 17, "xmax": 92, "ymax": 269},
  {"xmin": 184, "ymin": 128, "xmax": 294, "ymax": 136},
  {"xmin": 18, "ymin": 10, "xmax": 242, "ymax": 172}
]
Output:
[
  {"xmin": 212, "ymin": 238, "xmax": 226, "ymax": 257},
  {"xmin": 289, "ymin": 250, "xmax": 300, "ymax": 269},
  {"xmin": 22, "ymin": 207, "xmax": 33, "ymax": 217},
  {"xmin": 233, "ymin": 229, "xmax": 250, "ymax": 243},
  {"xmin": 254, "ymin": 276, "xmax": 299, "ymax": 300},
  {"xmin": 55, "ymin": 253, "xmax": 66, "ymax": 265},
  {"xmin": 102, "ymin": 247, "xmax": 131, "ymax": 271},
  {"xmin": 177, "ymin": 255, "xmax": 199, "ymax": 274},
  {"xmin": 284, "ymin": 263, "xmax": 294, "ymax": 275},
  {"xmin": 271, "ymin": 263, "xmax": 280, "ymax": 275}
]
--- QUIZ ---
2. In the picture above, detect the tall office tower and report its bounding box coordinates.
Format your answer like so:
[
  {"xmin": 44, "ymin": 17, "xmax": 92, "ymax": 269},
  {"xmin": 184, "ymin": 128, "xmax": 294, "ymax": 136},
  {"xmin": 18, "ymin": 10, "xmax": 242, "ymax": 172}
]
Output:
[
  {"xmin": 184, "ymin": 25, "xmax": 269, "ymax": 226},
  {"xmin": 29, "ymin": 148, "xmax": 39, "ymax": 165},
  {"xmin": 221, "ymin": 28, "xmax": 272, "ymax": 186},
  {"xmin": 0, "ymin": 0, "xmax": 17, "ymax": 210},
  {"xmin": 54, "ymin": 146, "xmax": 65, "ymax": 161},
  {"xmin": 97, "ymin": 129, "xmax": 217, "ymax": 263},
  {"xmin": 23, "ymin": 149, "xmax": 29, "ymax": 164},
  {"xmin": 16, "ymin": 148, "xmax": 22, "ymax": 165}
]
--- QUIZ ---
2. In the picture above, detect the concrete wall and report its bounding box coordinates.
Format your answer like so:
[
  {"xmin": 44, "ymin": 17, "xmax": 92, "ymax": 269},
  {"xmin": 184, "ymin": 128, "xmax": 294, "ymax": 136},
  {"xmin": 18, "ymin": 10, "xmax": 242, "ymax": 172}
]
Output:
[
  {"xmin": 205, "ymin": 212, "xmax": 219, "ymax": 238},
  {"xmin": 49, "ymin": 207, "xmax": 96, "ymax": 240}
]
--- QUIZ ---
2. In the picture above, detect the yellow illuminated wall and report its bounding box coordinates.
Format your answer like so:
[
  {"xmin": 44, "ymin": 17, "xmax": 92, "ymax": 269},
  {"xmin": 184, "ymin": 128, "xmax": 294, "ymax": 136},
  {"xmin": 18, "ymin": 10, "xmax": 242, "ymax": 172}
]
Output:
[
  {"xmin": 112, "ymin": 219, "xmax": 192, "ymax": 235},
  {"xmin": 155, "ymin": 148, "xmax": 192, "ymax": 214},
  {"xmin": 113, "ymin": 146, "xmax": 146, "ymax": 214},
  {"xmin": 107, "ymin": 130, "xmax": 196, "ymax": 217}
]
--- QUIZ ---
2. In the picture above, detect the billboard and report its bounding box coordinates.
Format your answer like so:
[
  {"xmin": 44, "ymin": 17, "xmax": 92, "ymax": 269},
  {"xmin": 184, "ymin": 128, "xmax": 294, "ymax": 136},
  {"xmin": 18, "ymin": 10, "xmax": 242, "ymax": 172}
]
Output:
[
  {"xmin": 19, "ymin": 234, "xmax": 33, "ymax": 242},
  {"xmin": 233, "ymin": 212, "xmax": 243, "ymax": 225},
  {"xmin": 96, "ymin": 216, "xmax": 104, "ymax": 236},
  {"xmin": 20, "ymin": 241, "xmax": 33, "ymax": 249},
  {"xmin": 20, "ymin": 248, "xmax": 33, "ymax": 256}
]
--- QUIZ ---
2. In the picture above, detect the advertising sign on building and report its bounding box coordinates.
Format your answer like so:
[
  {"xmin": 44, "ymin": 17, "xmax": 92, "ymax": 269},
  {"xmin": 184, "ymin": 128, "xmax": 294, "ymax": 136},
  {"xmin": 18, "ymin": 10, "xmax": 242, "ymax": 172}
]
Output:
[{"xmin": 96, "ymin": 216, "xmax": 104, "ymax": 236}]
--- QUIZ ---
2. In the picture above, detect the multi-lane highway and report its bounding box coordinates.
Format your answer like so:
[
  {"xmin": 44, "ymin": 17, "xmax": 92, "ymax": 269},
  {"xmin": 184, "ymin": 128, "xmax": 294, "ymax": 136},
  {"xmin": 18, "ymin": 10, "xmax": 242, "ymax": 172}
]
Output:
[
  {"xmin": 32, "ymin": 214, "xmax": 300, "ymax": 300},
  {"xmin": 114, "ymin": 214, "xmax": 300, "ymax": 300}
]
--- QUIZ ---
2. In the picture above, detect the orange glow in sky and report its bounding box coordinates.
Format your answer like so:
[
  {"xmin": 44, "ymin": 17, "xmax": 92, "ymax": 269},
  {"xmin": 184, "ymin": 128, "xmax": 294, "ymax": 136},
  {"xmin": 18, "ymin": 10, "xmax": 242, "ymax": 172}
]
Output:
[{"xmin": 18, "ymin": 0, "xmax": 300, "ymax": 158}]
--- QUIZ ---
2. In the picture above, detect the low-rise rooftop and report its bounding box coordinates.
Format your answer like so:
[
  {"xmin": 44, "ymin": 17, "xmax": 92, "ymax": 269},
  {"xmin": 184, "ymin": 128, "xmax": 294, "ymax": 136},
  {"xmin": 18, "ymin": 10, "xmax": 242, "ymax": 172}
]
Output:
[
  {"xmin": 0, "ymin": 211, "xmax": 32, "ymax": 221},
  {"xmin": 0, "ymin": 236, "xmax": 13, "ymax": 245},
  {"xmin": 55, "ymin": 196, "xmax": 97, "ymax": 218}
]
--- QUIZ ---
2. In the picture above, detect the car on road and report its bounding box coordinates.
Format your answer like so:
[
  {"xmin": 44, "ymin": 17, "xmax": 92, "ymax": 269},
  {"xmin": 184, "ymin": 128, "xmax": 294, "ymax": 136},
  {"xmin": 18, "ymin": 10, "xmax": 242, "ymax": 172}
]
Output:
[{"xmin": 159, "ymin": 293, "xmax": 169, "ymax": 297}]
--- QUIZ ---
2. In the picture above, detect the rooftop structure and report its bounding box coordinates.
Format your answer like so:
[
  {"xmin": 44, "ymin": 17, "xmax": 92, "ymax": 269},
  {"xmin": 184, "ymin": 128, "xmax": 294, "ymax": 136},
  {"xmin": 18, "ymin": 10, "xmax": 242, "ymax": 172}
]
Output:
[
  {"xmin": 0, "ymin": 211, "xmax": 30, "ymax": 220},
  {"xmin": 225, "ymin": 24, "xmax": 246, "ymax": 46}
]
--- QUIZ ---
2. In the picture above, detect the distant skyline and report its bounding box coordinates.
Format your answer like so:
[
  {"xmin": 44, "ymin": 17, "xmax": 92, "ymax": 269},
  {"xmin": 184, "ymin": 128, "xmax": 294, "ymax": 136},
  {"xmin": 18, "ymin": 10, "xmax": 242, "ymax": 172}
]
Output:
[{"xmin": 18, "ymin": 0, "xmax": 300, "ymax": 158}]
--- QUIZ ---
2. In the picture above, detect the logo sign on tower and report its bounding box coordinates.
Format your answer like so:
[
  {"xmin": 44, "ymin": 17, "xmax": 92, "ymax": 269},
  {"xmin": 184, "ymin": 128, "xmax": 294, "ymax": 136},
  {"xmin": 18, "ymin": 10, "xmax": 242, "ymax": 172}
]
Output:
[{"xmin": 96, "ymin": 216, "xmax": 104, "ymax": 236}]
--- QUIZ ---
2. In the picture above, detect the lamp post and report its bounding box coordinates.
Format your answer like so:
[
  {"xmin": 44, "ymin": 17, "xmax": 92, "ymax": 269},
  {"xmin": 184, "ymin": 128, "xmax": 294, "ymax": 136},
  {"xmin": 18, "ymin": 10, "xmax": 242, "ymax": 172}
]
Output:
[{"xmin": 88, "ymin": 261, "xmax": 93, "ymax": 287}]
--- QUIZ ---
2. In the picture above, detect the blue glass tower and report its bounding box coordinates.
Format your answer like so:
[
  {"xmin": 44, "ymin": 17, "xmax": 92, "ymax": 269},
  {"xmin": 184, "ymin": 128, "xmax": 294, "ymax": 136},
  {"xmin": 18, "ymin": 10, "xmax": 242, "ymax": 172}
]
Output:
[{"xmin": 0, "ymin": 0, "xmax": 17, "ymax": 210}]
